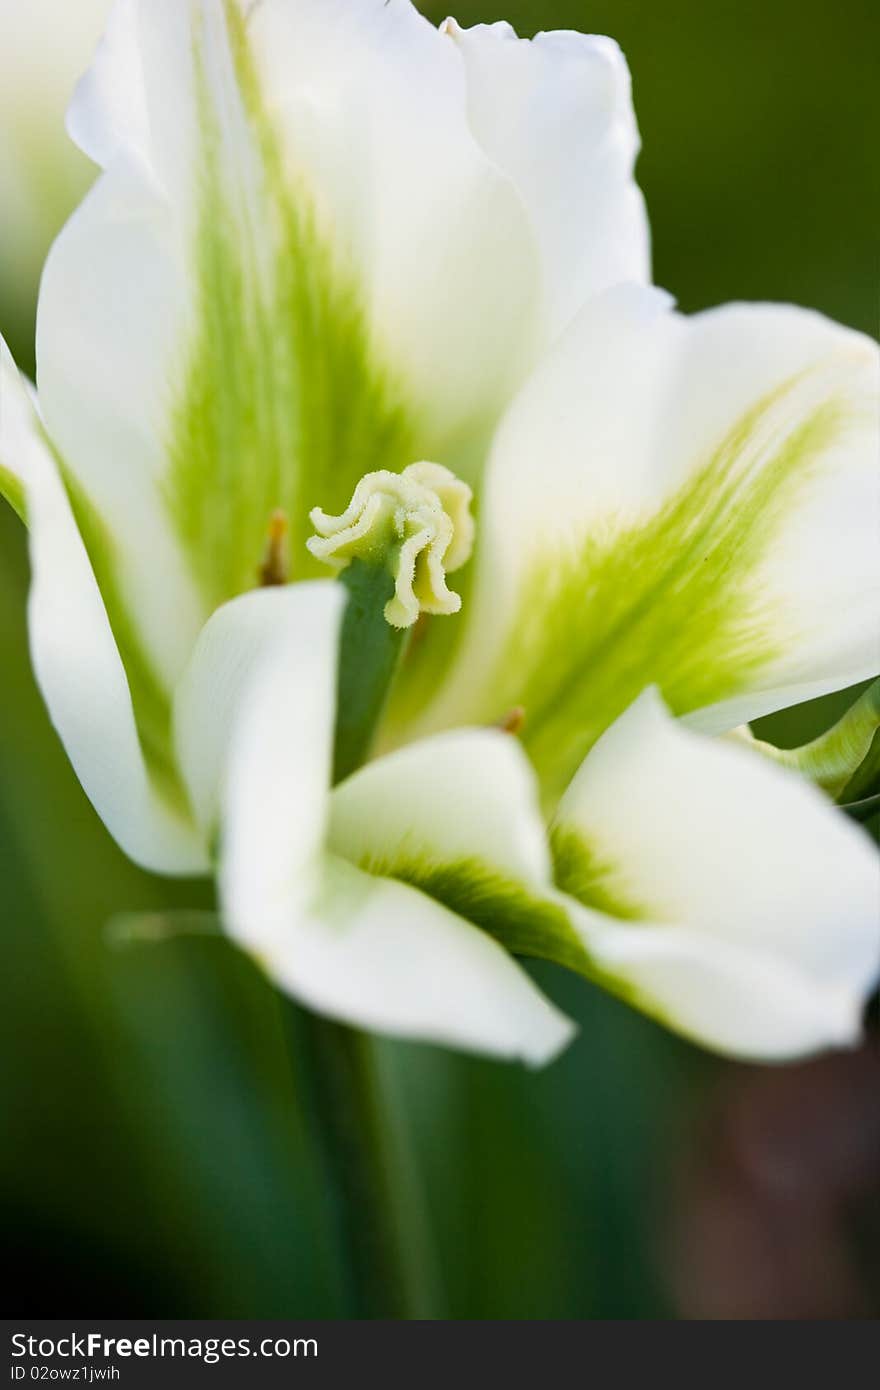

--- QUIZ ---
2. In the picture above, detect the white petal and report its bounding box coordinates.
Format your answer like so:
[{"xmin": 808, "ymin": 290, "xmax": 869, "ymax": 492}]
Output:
[
  {"xmin": 569, "ymin": 919, "xmax": 866, "ymax": 1061},
  {"xmin": 556, "ymin": 689, "xmax": 880, "ymax": 1058},
  {"xmin": 66, "ymin": 0, "xmax": 150, "ymax": 167},
  {"xmin": 266, "ymin": 857, "xmax": 574, "ymax": 1067},
  {"xmin": 36, "ymin": 146, "xmax": 206, "ymax": 690},
  {"xmin": 328, "ymin": 727, "xmax": 552, "ymax": 888},
  {"xmin": 414, "ymin": 286, "xmax": 880, "ymax": 799},
  {"xmin": 219, "ymin": 595, "xmax": 572, "ymax": 1064},
  {"xmin": 173, "ymin": 585, "xmax": 324, "ymax": 840},
  {"xmin": 219, "ymin": 580, "xmax": 345, "ymax": 950},
  {"xmin": 0, "ymin": 336, "xmax": 205, "ymax": 874},
  {"xmin": 441, "ymin": 19, "xmax": 650, "ymax": 339}
]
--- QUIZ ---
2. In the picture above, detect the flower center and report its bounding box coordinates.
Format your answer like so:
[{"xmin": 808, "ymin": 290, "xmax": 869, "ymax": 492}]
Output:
[{"xmin": 307, "ymin": 462, "xmax": 475, "ymax": 629}]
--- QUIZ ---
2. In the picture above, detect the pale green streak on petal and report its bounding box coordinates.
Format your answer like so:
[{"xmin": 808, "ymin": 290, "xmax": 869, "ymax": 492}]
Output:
[
  {"xmin": 0, "ymin": 463, "xmax": 27, "ymax": 523},
  {"xmin": 747, "ymin": 678, "xmax": 880, "ymax": 798},
  {"xmin": 356, "ymin": 851, "xmax": 662, "ymax": 1021},
  {"xmin": 165, "ymin": 3, "xmax": 419, "ymax": 612},
  {"xmin": 61, "ymin": 469, "xmax": 191, "ymax": 819},
  {"xmin": 549, "ymin": 823, "xmax": 648, "ymax": 923},
  {"xmin": 359, "ymin": 849, "xmax": 586, "ymax": 976},
  {"xmin": 492, "ymin": 382, "xmax": 850, "ymax": 803}
]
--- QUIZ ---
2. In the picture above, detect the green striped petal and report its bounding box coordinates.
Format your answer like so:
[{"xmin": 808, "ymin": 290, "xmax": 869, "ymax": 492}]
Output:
[
  {"xmin": 328, "ymin": 728, "xmax": 617, "ymax": 998},
  {"xmin": 397, "ymin": 287, "xmax": 880, "ymax": 804}
]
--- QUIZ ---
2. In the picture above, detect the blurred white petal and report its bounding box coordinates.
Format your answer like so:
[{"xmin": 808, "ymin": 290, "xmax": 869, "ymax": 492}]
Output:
[
  {"xmin": 0, "ymin": 334, "xmax": 205, "ymax": 873},
  {"xmin": 554, "ymin": 691, "xmax": 880, "ymax": 1059}
]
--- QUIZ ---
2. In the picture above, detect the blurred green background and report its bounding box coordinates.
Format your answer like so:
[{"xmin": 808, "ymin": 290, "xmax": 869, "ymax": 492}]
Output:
[{"xmin": 1, "ymin": 0, "xmax": 878, "ymax": 1319}]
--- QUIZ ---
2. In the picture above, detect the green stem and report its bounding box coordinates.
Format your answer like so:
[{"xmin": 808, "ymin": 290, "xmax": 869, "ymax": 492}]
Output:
[
  {"xmin": 289, "ymin": 558, "xmax": 437, "ymax": 1316},
  {"xmin": 332, "ymin": 560, "xmax": 409, "ymax": 784},
  {"xmin": 286, "ymin": 1006, "xmax": 440, "ymax": 1318}
]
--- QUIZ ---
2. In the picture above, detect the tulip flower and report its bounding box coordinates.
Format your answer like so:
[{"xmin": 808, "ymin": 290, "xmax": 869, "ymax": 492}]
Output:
[{"xmin": 1, "ymin": 0, "xmax": 878, "ymax": 1070}]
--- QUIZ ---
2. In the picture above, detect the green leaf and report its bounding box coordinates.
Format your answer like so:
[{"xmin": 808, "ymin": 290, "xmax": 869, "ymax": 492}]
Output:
[
  {"xmin": 841, "ymin": 724, "xmax": 880, "ymax": 804},
  {"xmin": 745, "ymin": 678, "xmax": 880, "ymax": 799}
]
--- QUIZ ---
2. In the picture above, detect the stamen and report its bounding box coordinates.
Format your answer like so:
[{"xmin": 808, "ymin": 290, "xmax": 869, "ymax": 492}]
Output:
[
  {"xmin": 497, "ymin": 706, "xmax": 526, "ymax": 736},
  {"xmin": 258, "ymin": 509, "xmax": 289, "ymax": 586}
]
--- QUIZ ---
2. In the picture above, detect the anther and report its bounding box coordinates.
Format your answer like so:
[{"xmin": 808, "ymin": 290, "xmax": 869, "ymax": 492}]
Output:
[
  {"xmin": 497, "ymin": 706, "xmax": 526, "ymax": 736},
  {"xmin": 258, "ymin": 509, "xmax": 290, "ymax": 586}
]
